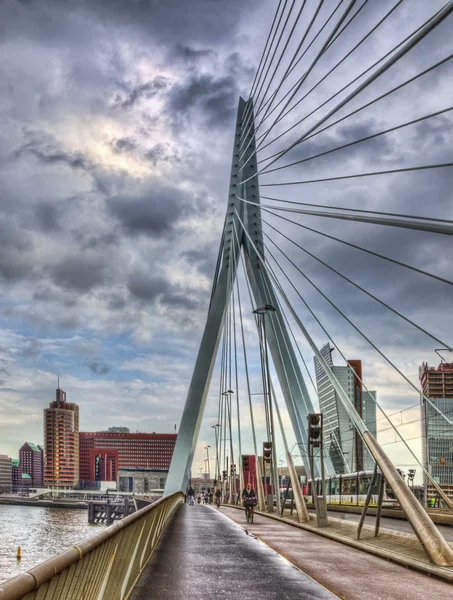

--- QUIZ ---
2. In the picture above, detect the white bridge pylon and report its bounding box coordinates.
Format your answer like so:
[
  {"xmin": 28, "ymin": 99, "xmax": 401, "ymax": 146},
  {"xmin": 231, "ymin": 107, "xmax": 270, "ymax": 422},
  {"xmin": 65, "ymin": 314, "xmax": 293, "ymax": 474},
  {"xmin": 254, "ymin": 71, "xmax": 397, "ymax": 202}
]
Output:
[
  {"xmin": 164, "ymin": 96, "xmax": 453, "ymax": 567},
  {"xmin": 165, "ymin": 98, "xmax": 326, "ymax": 497}
]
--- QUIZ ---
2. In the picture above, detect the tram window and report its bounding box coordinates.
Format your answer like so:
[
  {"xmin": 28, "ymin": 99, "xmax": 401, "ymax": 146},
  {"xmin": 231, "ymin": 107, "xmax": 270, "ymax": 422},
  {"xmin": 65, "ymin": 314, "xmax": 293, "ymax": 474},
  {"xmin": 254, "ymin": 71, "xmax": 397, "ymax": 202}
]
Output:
[
  {"xmin": 342, "ymin": 477, "xmax": 352, "ymax": 495},
  {"xmin": 342, "ymin": 477, "xmax": 357, "ymax": 495},
  {"xmin": 331, "ymin": 477, "xmax": 339, "ymax": 495},
  {"xmin": 308, "ymin": 482, "xmax": 312, "ymax": 496},
  {"xmin": 359, "ymin": 475, "xmax": 372, "ymax": 495},
  {"xmin": 317, "ymin": 479, "xmax": 322, "ymax": 496},
  {"xmin": 325, "ymin": 479, "xmax": 331, "ymax": 496},
  {"xmin": 385, "ymin": 482, "xmax": 397, "ymax": 499}
]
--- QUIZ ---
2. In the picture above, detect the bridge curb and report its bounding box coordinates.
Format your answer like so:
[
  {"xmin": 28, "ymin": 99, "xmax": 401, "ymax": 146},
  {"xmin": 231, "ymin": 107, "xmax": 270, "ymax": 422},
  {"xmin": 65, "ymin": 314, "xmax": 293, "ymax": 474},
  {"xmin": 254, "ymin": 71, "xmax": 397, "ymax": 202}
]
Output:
[{"xmin": 222, "ymin": 505, "xmax": 453, "ymax": 583}]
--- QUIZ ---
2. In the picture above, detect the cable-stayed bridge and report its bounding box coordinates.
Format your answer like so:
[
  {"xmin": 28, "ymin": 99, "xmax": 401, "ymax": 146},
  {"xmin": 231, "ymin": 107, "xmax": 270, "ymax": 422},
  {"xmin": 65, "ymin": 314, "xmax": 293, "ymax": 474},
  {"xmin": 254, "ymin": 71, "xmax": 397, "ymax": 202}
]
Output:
[{"xmin": 2, "ymin": 1, "xmax": 453, "ymax": 598}]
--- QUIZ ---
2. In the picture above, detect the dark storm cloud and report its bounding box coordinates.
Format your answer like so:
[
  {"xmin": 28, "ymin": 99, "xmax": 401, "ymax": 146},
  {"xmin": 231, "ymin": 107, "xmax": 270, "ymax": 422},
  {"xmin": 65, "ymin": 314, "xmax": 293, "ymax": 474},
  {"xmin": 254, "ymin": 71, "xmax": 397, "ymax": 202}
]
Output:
[
  {"xmin": 107, "ymin": 185, "xmax": 190, "ymax": 237},
  {"xmin": 183, "ymin": 248, "xmax": 217, "ymax": 279},
  {"xmin": 34, "ymin": 200, "xmax": 66, "ymax": 233},
  {"xmin": 15, "ymin": 133, "xmax": 93, "ymax": 175},
  {"xmin": 144, "ymin": 144, "xmax": 180, "ymax": 166},
  {"xmin": 72, "ymin": 0, "xmax": 257, "ymax": 45},
  {"xmin": 86, "ymin": 359, "xmax": 112, "ymax": 375},
  {"xmin": 167, "ymin": 44, "xmax": 214, "ymax": 67},
  {"xmin": 0, "ymin": 220, "xmax": 35, "ymax": 282},
  {"xmin": 168, "ymin": 73, "xmax": 237, "ymax": 128},
  {"xmin": 115, "ymin": 76, "xmax": 169, "ymax": 110},
  {"xmin": 111, "ymin": 138, "xmax": 137, "ymax": 154},
  {"xmin": 161, "ymin": 293, "xmax": 199, "ymax": 310},
  {"xmin": 127, "ymin": 272, "xmax": 171, "ymax": 302},
  {"xmin": 51, "ymin": 254, "xmax": 108, "ymax": 292}
]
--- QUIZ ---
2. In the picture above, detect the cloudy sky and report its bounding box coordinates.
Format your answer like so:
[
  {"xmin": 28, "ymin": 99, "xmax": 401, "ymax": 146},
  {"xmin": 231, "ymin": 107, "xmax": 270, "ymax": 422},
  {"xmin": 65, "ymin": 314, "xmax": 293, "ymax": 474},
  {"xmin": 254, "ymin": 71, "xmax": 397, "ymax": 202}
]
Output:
[{"xmin": 0, "ymin": 0, "xmax": 452, "ymax": 482}]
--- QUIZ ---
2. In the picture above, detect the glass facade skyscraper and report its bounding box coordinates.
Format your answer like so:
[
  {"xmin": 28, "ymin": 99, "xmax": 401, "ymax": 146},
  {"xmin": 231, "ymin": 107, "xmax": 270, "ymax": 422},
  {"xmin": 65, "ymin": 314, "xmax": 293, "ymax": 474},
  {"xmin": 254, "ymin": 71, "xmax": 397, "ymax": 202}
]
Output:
[
  {"xmin": 420, "ymin": 362, "xmax": 453, "ymax": 501},
  {"xmin": 314, "ymin": 344, "xmax": 377, "ymax": 474}
]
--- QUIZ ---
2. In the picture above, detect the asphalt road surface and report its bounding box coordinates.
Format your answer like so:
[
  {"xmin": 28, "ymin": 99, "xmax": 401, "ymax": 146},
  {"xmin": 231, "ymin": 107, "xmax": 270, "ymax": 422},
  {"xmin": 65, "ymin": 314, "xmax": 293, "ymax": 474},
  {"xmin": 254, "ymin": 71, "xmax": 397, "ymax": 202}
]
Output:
[
  {"xmin": 130, "ymin": 503, "xmax": 338, "ymax": 600},
  {"xmin": 313, "ymin": 509, "xmax": 453, "ymax": 541},
  {"xmin": 221, "ymin": 506, "xmax": 453, "ymax": 600}
]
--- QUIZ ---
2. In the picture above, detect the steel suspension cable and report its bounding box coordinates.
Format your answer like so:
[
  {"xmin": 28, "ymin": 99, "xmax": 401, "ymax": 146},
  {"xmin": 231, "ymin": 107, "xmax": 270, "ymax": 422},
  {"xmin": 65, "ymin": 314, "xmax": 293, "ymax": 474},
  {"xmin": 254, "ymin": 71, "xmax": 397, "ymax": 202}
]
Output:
[
  {"xmin": 257, "ymin": 266, "xmax": 347, "ymax": 473},
  {"xmin": 253, "ymin": 0, "xmax": 308, "ymax": 119},
  {"xmin": 235, "ymin": 206, "xmax": 453, "ymax": 504},
  {"xmin": 241, "ymin": 1, "xmax": 453, "ymax": 182},
  {"xmin": 253, "ymin": 0, "xmax": 328, "ymax": 125},
  {"xmin": 249, "ymin": 0, "xmax": 293, "ymax": 114},
  {"xmin": 260, "ymin": 195, "xmax": 453, "ymax": 225},
  {"xmin": 256, "ymin": 0, "xmax": 401, "ymax": 147},
  {"xmin": 240, "ymin": 0, "xmax": 308, "ymax": 152},
  {"xmin": 247, "ymin": 204, "xmax": 453, "ymax": 287},
  {"xmin": 248, "ymin": 0, "xmax": 359, "ymax": 157},
  {"xmin": 257, "ymin": 19, "xmax": 452, "ymax": 159},
  {"xmin": 255, "ymin": 0, "xmax": 344, "ymax": 127},
  {"xmin": 240, "ymin": 0, "xmax": 288, "ymax": 142},
  {"xmin": 325, "ymin": 0, "xmax": 369, "ymax": 49},
  {"xmin": 259, "ymin": 105, "xmax": 453, "ymax": 177},
  {"xmin": 262, "ymin": 235, "xmax": 453, "ymax": 424},
  {"xmin": 259, "ymin": 220, "xmax": 451, "ymax": 348},
  {"xmin": 253, "ymin": 198, "xmax": 453, "ymax": 236},
  {"xmin": 248, "ymin": 0, "xmax": 285, "ymax": 100}
]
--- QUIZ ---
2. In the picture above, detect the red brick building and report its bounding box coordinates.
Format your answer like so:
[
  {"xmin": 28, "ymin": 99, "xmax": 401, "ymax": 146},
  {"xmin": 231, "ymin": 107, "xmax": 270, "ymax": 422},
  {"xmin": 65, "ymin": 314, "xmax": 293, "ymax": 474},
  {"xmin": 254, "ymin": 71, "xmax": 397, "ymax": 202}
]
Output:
[
  {"xmin": 19, "ymin": 442, "xmax": 44, "ymax": 487},
  {"xmin": 79, "ymin": 431, "xmax": 177, "ymax": 484}
]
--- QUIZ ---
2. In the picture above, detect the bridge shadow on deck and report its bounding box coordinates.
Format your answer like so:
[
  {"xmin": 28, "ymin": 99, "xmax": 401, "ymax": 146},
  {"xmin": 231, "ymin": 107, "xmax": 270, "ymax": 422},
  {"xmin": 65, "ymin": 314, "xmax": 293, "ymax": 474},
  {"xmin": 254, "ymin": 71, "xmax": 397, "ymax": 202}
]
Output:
[{"xmin": 129, "ymin": 503, "xmax": 337, "ymax": 600}]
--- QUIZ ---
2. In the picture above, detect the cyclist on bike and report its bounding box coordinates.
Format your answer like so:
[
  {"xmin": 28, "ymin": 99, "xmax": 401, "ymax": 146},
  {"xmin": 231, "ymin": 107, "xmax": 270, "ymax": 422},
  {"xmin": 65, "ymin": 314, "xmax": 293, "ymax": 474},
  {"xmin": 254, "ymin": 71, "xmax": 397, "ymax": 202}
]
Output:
[
  {"xmin": 187, "ymin": 487, "xmax": 195, "ymax": 506},
  {"xmin": 242, "ymin": 483, "xmax": 257, "ymax": 523},
  {"xmin": 215, "ymin": 488, "xmax": 222, "ymax": 508},
  {"xmin": 242, "ymin": 483, "xmax": 256, "ymax": 502}
]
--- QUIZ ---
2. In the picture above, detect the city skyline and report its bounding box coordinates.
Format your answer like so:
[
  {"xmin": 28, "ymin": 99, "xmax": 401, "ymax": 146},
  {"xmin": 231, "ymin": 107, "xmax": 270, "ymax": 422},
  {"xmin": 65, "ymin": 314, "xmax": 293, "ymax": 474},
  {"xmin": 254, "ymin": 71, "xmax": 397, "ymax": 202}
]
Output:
[{"xmin": 0, "ymin": 0, "xmax": 451, "ymax": 477}]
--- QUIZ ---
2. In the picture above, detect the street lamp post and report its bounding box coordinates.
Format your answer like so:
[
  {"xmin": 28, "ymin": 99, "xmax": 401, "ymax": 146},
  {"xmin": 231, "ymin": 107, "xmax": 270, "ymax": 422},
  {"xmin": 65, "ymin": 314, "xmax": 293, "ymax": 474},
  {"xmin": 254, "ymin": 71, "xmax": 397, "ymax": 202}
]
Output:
[
  {"xmin": 253, "ymin": 304, "xmax": 280, "ymax": 514},
  {"xmin": 205, "ymin": 445, "xmax": 211, "ymax": 479},
  {"xmin": 212, "ymin": 424, "xmax": 220, "ymax": 483},
  {"xmin": 222, "ymin": 390, "xmax": 235, "ymax": 503}
]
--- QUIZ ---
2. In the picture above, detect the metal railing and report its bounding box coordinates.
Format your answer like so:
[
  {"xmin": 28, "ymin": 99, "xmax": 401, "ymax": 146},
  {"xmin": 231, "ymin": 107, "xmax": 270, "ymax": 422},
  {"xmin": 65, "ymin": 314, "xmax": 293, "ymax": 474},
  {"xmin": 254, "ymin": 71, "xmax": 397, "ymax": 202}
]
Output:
[{"xmin": 0, "ymin": 492, "xmax": 184, "ymax": 600}]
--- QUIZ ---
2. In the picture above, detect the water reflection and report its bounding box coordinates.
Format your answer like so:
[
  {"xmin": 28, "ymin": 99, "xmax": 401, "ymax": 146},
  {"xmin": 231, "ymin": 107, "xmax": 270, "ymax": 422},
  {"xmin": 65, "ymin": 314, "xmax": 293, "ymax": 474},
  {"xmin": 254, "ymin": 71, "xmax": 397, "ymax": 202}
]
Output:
[{"xmin": 0, "ymin": 505, "xmax": 101, "ymax": 583}]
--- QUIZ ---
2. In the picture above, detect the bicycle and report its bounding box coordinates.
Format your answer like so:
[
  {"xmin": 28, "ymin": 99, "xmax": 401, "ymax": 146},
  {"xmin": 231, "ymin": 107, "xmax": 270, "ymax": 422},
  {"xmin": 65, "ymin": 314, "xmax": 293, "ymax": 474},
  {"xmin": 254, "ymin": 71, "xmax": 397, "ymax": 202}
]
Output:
[
  {"xmin": 244, "ymin": 499, "xmax": 256, "ymax": 524},
  {"xmin": 215, "ymin": 496, "xmax": 221, "ymax": 508}
]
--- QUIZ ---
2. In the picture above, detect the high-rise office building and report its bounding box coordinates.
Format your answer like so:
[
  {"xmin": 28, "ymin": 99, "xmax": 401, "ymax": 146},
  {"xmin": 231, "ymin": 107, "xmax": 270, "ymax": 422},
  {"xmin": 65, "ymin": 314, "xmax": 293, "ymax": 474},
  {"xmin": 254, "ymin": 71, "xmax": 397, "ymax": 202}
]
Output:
[
  {"xmin": 420, "ymin": 361, "xmax": 453, "ymax": 500},
  {"xmin": 0, "ymin": 454, "xmax": 12, "ymax": 493},
  {"xmin": 19, "ymin": 442, "xmax": 44, "ymax": 487},
  {"xmin": 44, "ymin": 387, "xmax": 80, "ymax": 488},
  {"xmin": 314, "ymin": 344, "xmax": 377, "ymax": 474}
]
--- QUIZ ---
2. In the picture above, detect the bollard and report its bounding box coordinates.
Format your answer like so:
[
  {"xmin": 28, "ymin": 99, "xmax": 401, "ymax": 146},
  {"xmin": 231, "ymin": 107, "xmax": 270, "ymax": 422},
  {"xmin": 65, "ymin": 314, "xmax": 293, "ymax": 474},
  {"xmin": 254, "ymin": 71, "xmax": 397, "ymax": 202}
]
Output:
[{"xmin": 17, "ymin": 546, "xmax": 22, "ymax": 560}]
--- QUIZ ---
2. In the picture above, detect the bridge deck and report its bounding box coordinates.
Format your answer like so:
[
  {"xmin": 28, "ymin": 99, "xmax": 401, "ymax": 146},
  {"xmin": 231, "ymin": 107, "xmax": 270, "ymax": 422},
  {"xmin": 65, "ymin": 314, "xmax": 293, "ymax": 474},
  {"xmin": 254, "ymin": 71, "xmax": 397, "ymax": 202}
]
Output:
[
  {"xmin": 220, "ymin": 506, "xmax": 453, "ymax": 600},
  {"xmin": 129, "ymin": 503, "xmax": 337, "ymax": 599}
]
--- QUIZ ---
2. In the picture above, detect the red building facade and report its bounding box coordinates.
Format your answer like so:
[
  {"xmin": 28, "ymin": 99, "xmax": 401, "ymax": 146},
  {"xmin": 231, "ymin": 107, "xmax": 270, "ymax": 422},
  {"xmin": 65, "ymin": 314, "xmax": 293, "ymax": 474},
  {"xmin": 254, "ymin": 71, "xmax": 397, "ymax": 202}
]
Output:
[
  {"xmin": 79, "ymin": 432, "xmax": 177, "ymax": 483},
  {"xmin": 19, "ymin": 442, "xmax": 44, "ymax": 487}
]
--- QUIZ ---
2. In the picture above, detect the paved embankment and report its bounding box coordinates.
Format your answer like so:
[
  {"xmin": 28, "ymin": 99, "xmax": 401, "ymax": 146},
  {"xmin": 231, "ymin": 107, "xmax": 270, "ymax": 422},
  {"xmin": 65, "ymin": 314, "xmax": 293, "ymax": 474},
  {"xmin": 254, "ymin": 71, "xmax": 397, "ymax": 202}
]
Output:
[
  {"xmin": 129, "ymin": 503, "xmax": 338, "ymax": 600},
  {"xmin": 220, "ymin": 506, "xmax": 453, "ymax": 600}
]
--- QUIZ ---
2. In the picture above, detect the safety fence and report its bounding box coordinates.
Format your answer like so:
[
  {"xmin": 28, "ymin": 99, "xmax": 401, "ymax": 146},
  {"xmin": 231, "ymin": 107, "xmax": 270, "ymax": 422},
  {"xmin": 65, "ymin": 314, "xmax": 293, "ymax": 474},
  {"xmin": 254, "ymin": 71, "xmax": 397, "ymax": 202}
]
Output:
[{"xmin": 0, "ymin": 492, "xmax": 184, "ymax": 600}]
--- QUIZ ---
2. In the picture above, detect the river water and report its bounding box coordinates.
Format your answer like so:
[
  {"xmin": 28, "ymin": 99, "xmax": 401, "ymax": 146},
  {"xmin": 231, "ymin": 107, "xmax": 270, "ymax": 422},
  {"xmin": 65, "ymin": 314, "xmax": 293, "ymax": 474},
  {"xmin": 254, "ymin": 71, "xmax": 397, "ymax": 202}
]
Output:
[{"xmin": 0, "ymin": 505, "xmax": 101, "ymax": 584}]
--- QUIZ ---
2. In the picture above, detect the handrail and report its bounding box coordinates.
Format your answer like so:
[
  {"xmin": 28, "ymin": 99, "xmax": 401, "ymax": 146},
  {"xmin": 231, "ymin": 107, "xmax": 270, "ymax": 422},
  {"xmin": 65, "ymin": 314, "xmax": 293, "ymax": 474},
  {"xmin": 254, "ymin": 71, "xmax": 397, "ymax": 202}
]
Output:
[{"xmin": 0, "ymin": 492, "xmax": 184, "ymax": 600}]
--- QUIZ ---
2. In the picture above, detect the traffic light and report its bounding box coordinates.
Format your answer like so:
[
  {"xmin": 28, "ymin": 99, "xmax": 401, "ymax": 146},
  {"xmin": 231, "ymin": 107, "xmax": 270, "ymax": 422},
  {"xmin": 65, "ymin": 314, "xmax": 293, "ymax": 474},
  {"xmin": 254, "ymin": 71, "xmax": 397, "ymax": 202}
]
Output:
[
  {"xmin": 308, "ymin": 413, "xmax": 321, "ymax": 448},
  {"xmin": 222, "ymin": 470, "xmax": 227, "ymax": 480},
  {"xmin": 230, "ymin": 463, "xmax": 236, "ymax": 475},
  {"xmin": 263, "ymin": 441, "xmax": 272, "ymax": 463},
  {"xmin": 242, "ymin": 455, "xmax": 250, "ymax": 471},
  {"xmin": 407, "ymin": 469, "xmax": 416, "ymax": 482}
]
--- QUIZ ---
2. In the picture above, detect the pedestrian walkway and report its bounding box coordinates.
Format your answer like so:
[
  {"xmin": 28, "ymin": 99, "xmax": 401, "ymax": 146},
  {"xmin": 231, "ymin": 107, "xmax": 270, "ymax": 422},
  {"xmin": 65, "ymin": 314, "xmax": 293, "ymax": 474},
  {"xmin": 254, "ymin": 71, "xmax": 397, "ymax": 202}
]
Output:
[
  {"xmin": 220, "ymin": 506, "xmax": 453, "ymax": 600},
  {"xmin": 129, "ymin": 503, "xmax": 337, "ymax": 600}
]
